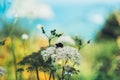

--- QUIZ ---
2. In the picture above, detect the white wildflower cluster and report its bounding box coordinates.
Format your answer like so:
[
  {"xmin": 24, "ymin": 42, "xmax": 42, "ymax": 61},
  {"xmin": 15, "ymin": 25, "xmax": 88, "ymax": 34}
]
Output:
[
  {"xmin": 41, "ymin": 46, "xmax": 81, "ymax": 66},
  {"xmin": 0, "ymin": 67, "xmax": 7, "ymax": 77},
  {"xmin": 41, "ymin": 47, "xmax": 56, "ymax": 62}
]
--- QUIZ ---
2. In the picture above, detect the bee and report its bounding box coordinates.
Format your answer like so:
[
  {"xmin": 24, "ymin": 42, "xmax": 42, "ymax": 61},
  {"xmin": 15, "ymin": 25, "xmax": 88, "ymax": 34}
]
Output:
[{"xmin": 55, "ymin": 43, "xmax": 63, "ymax": 48}]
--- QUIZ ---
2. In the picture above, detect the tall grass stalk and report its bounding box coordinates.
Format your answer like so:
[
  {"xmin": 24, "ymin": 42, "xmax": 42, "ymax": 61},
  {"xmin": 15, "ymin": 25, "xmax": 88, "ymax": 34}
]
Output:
[
  {"xmin": 9, "ymin": 18, "xmax": 18, "ymax": 80},
  {"xmin": 22, "ymin": 41, "xmax": 27, "ymax": 56},
  {"xmin": 10, "ymin": 36, "xmax": 18, "ymax": 80}
]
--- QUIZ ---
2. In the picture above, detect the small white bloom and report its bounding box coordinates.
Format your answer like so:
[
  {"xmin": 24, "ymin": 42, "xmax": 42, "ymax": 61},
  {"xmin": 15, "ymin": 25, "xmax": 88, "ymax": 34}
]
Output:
[
  {"xmin": 0, "ymin": 67, "xmax": 7, "ymax": 77},
  {"xmin": 6, "ymin": 0, "xmax": 54, "ymax": 19},
  {"xmin": 21, "ymin": 34, "xmax": 29, "ymax": 40}
]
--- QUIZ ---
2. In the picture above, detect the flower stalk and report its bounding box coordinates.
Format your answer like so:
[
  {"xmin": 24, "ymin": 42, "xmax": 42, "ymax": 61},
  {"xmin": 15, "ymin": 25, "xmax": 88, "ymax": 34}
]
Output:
[
  {"xmin": 35, "ymin": 66, "xmax": 40, "ymax": 80},
  {"xmin": 8, "ymin": 18, "xmax": 18, "ymax": 80},
  {"xmin": 10, "ymin": 37, "xmax": 18, "ymax": 80}
]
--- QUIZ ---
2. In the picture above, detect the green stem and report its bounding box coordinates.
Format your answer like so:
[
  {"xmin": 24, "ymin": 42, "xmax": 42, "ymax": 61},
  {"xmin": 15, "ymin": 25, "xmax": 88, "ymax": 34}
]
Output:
[
  {"xmin": 61, "ymin": 59, "xmax": 68, "ymax": 80},
  {"xmin": 9, "ymin": 17, "xmax": 18, "ymax": 80},
  {"xmin": 11, "ymin": 37, "xmax": 18, "ymax": 80},
  {"xmin": 57, "ymin": 74, "xmax": 60, "ymax": 80},
  {"xmin": 61, "ymin": 67, "xmax": 65, "ymax": 80},
  {"xmin": 65, "ymin": 59, "xmax": 68, "ymax": 64},
  {"xmin": 67, "ymin": 74, "xmax": 71, "ymax": 80},
  {"xmin": 49, "ymin": 71, "xmax": 52, "ymax": 80},
  {"xmin": 35, "ymin": 66, "xmax": 40, "ymax": 80},
  {"xmin": 19, "ymin": 72, "xmax": 23, "ymax": 80},
  {"xmin": 52, "ymin": 73, "xmax": 55, "ymax": 80},
  {"xmin": 22, "ymin": 41, "xmax": 26, "ymax": 56},
  {"xmin": 48, "ymin": 39, "xmax": 51, "ymax": 46}
]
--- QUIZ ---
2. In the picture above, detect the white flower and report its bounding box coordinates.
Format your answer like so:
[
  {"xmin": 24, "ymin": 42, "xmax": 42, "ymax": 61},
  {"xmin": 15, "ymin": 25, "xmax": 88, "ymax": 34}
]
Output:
[
  {"xmin": 56, "ymin": 46, "xmax": 82, "ymax": 65},
  {"xmin": 6, "ymin": 0, "xmax": 54, "ymax": 19},
  {"xmin": 0, "ymin": 67, "xmax": 7, "ymax": 77},
  {"xmin": 41, "ymin": 46, "xmax": 82, "ymax": 66},
  {"xmin": 21, "ymin": 33, "xmax": 29, "ymax": 40},
  {"xmin": 41, "ymin": 47, "xmax": 56, "ymax": 62},
  {"xmin": 56, "ymin": 36, "xmax": 75, "ymax": 46}
]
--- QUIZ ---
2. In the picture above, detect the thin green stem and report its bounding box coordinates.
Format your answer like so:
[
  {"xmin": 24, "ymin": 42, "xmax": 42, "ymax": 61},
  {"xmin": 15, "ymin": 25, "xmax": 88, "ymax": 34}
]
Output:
[
  {"xmin": 57, "ymin": 74, "xmax": 60, "ymax": 80},
  {"xmin": 65, "ymin": 59, "xmax": 68, "ymax": 64},
  {"xmin": 10, "ymin": 36, "xmax": 18, "ymax": 80},
  {"xmin": 9, "ymin": 18, "xmax": 18, "ymax": 80},
  {"xmin": 22, "ymin": 41, "xmax": 26, "ymax": 56},
  {"xmin": 35, "ymin": 66, "xmax": 40, "ymax": 80},
  {"xmin": 52, "ymin": 72, "xmax": 55, "ymax": 80},
  {"xmin": 49, "ymin": 71, "xmax": 52, "ymax": 80},
  {"xmin": 45, "ymin": 34, "xmax": 49, "ymax": 39},
  {"xmin": 68, "ymin": 75, "xmax": 71, "ymax": 80},
  {"xmin": 61, "ymin": 67, "xmax": 65, "ymax": 80},
  {"xmin": 48, "ymin": 38, "xmax": 51, "ymax": 46},
  {"xmin": 18, "ymin": 72, "xmax": 23, "ymax": 80},
  {"xmin": 61, "ymin": 59, "xmax": 68, "ymax": 80}
]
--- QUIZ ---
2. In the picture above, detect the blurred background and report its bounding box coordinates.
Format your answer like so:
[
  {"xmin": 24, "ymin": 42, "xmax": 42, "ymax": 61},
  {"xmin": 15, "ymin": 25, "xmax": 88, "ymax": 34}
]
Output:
[{"xmin": 0, "ymin": 0, "xmax": 120, "ymax": 80}]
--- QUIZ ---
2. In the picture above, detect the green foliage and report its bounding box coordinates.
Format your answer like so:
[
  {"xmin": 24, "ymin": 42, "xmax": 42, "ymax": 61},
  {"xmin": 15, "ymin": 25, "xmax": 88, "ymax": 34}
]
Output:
[
  {"xmin": 94, "ymin": 11, "xmax": 120, "ymax": 80},
  {"xmin": 40, "ymin": 27, "xmax": 63, "ymax": 46},
  {"xmin": 17, "ymin": 49, "xmax": 53, "ymax": 80},
  {"xmin": 93, "ymin": 41, "xmax": 119, "ymax": 80},
  {"xmin": 96, "ymin": 12, "xmax": 120, "ymax": 41},
  {"xmin": 18, "ymin": 50, "xmax": 51, "ymax": 72},
  {"xmin": 74, "ymin": 36, "xmax": 91, "ymax": 50}
]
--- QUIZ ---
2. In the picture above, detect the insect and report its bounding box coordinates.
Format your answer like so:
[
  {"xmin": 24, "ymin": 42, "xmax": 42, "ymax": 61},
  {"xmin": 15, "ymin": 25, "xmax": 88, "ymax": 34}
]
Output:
[{"xmin": 55, "ymin": 43, "xmax": 63, "ymax": 48}]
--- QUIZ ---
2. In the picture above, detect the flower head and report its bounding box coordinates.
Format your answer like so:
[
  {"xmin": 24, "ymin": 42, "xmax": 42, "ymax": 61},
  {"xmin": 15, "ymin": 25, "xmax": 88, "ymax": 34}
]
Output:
[
  {"xmin": 55, "ymin": 46, "xmax": 82, "ymax": 65},
  {"xmin": 0, "ymin": 67, "xmax": 7, "ymax": 77},
  {"xmin": 41, "ymin": 47, "xmax": 56, "ymax": 62},
  {"xmin": 41, "ymin": 46, "xmax": 82, "ymax": 66},
  {"xmin": 21, "ymin": 33, "xmax": 29, "ymax": 40}
]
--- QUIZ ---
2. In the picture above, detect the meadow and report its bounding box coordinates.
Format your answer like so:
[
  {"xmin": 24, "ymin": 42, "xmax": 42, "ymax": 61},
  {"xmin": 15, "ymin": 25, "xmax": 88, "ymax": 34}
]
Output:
[{"xmin": 0, "ymin": 12, "xmax": 120, "ymax": 80}]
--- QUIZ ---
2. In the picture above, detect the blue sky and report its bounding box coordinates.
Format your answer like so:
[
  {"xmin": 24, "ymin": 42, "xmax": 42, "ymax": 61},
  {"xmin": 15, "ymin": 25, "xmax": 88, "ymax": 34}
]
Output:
[{"xmin": 0, "ymin": 0, "xmax": 120, "ymax": 40}]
